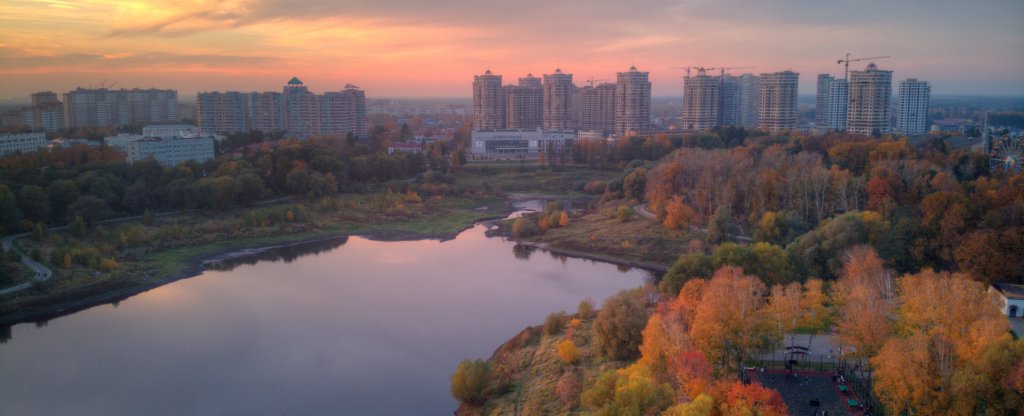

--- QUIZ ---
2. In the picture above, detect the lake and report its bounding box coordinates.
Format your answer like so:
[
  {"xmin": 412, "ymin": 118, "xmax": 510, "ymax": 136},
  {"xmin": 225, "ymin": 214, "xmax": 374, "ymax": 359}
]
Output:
[{"xmin": 0, "ymin": 207, "xmax": 652, "ymax": 415}]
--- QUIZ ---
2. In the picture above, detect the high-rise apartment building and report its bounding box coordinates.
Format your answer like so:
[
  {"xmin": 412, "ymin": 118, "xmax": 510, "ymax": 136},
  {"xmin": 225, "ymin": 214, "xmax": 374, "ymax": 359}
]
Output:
[
  {"xmin": 472, "ymin": 70, "xmax": 504, "ymax": 130},
  {"xmin": 758, "ymin": 71, "xmax": 799, "ymax": 133},
  {"xmin": 681, "ymin": 69, "xmax": 721, "ymax": 131},
  {"xmin": 897, "ymin": 79, "xmax": 930, "ymax": 136},
  {"xmin": 847, "ymin": 63, "xmax": 892, "ymax": 136},
  {"xmin": 504, "ymin": 74, "xmax": 543, "ymax": 129},
  {"xmin": 737, "ymin": 74, "xmax": 760, "ymax": 129},
  {"xmin": 827, "ymin": 79, "xmax": 849, "ymax": 131},
  {"xmin": 578, "ymin": 83, "xmax": 616, "ymax": 134},
  {"xmin": 614, "ymin": 66, "xmax": 651, "ymax": 136},
  {"xmin": 718, "ymin": 75, "xmax": 739, "ymax": 127},
  {"xmin": 31, "ymin": 92, "xmax": 59, "ymax": 107},
  {"xmin": 196, "ymin": 91, "xmax": 248, "ymax": 134},
  {"xmin": 543, "ymin": 69, "xmax": 574, "ymax": 131},
  {"xmin": 63, "ymin": 87, "xmax": 177, "ymax": 128},
  {"xmin": 196, "ymin": 78, "xmax": 365, "ymax": 138},
  {"xmin": 815, "ymin": 74, "xmax": 834, "ymax": 127}
]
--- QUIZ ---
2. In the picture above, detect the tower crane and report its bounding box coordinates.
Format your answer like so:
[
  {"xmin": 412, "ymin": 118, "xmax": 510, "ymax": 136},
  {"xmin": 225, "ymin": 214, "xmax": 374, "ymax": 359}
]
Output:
[
  {"xmin": 837, "ymin": 54, "xmax": 890, "ymax": 80},
  {"xmin": 585, "ymin": 77, "xmax": 610, "ymax": 87}
]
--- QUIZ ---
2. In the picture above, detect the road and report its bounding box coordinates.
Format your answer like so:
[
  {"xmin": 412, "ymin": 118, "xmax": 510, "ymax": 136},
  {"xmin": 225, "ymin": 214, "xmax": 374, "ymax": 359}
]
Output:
[{"xmin": 633, "ymin": 203, "xmax": 753, "ymax": 243}]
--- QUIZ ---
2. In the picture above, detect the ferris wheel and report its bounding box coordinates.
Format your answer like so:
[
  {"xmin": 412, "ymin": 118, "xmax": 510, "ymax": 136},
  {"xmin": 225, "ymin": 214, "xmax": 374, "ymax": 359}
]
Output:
[{"xmin": 990, "ymin": 137, "xmax": 1023, "ymax": 175}]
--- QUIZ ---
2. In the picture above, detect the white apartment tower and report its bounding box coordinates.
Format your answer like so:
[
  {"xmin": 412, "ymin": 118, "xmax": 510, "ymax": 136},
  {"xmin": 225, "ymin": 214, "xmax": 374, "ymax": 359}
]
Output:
[
  {"xmin": 543, "ymin": 69, "xmax": 574, "ymax": 131},
  {"xmin": 847, "ymin": 63, "xmax": 892, "ymax": 136},
  {"xmin": 473, "ymin": 70, "xmax": 505, "ymax": 130},
  {"xmin": 282, "ymin": 77, "xmax": 319, "ymax": 138},
  {"xmin": 681, "ymin": 69, "xmax": 721, "ymax": 131},
  {"xmin": 758, "ymin": 71, "xmax": 799, "ymax": 133},
  {"xmin": 737, "ymin": 74, "xmax": 760, "ymax": 129},
  {"xmin": 614, "ymin": 66, "xmax": 651, "ymax": 136},
  {"xmin": 897, "ymin": 79, "xmax": 930, "ymax": 136}
]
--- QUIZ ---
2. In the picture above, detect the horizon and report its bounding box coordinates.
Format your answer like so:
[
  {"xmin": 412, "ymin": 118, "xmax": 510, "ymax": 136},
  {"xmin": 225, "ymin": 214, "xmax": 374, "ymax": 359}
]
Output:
[{"xmin": 2, "ymin": 0, "xmax": 1023, "ymax": 100}]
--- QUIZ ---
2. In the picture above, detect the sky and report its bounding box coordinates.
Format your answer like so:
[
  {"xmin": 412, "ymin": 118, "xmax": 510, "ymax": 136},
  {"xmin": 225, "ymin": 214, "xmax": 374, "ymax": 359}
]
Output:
[{"xmin": 1, "ymin": 0, "xmax": 1022, "ymax": 100}]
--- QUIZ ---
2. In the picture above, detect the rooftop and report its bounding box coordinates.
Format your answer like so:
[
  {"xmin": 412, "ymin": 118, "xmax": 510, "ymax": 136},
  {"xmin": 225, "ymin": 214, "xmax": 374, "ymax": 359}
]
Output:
[
  {"xmin": 992, "ymin": 283, "xmax": 1024, "ymax": 300},
  {"xmin": 287, "ymin": 76, "xmax": 303, "ymax": 85}
]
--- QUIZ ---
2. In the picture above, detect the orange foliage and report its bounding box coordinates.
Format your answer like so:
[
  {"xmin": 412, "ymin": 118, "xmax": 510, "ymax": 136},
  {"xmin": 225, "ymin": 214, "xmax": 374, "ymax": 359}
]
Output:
[
  {"xmin": 667, "ymin": 351, "xmax": 713, "ymax": 400},
  {"xmin": 719, "ymin": 381, "xmax": 788, "ymax": 416}
]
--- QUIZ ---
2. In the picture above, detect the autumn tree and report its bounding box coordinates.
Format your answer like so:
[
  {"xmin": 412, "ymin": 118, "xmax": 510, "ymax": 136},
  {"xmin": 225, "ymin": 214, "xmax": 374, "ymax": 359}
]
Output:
[
  {"xmin": 450, "ymin": 359, "xmax": 494, "ymax": 406},
  {"xmin": 719, "ymin": 381, "xmax": 788, "ymax": 416},
  {"xmin": 594, "ymin": 288, "xmax": 651, "ymax": 360},
  {"xmin": 689, "ymin": 266, "xmax": 780, "ymax": 374},
  {"xmin": 833, "ymin": 246, "xmax": 895, "ymax": 358},
  {"xmin": 582, "ymin": 365, "xmax": 674, "ymax": 416}
]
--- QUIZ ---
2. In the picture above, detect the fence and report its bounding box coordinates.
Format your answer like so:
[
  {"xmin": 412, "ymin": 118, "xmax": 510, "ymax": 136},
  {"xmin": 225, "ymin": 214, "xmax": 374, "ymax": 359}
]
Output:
[{"xmin": 750, "ymin": 352, "xmax": 884, "ymax": 415}]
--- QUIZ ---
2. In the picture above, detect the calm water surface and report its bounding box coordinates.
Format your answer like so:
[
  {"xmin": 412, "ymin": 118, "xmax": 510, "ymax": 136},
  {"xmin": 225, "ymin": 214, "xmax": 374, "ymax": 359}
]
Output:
[{"xmin": 0, "ymin": 210, "xmax": 651, "ymax": 415}]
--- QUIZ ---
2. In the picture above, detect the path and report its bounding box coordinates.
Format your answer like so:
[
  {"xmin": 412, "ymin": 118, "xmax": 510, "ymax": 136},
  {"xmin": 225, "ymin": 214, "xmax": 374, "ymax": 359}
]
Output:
[{"xmin": 633, "ymin": 203, "xmax": 753, "ymax": 243}]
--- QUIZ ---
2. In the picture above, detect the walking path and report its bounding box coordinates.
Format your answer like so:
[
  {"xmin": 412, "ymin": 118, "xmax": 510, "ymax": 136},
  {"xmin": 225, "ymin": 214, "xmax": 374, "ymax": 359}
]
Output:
[{"xmin": 633, "ymin": 203, "xmax": 753, "ymax": 242}]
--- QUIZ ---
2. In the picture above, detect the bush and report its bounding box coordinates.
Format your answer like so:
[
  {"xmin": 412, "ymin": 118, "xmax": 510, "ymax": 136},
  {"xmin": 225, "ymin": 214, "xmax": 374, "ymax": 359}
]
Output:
[
  {"xmin": 616, "ymin": 205, "xmax": 633, "ymax": 223},
  {"xmin": 594, "ymin": 289, "xmax": 650, "ymax": 360},
  {"xmin": 450, "ymin": 359, "xmax": 493, "ymax": 406},
  {"xmin": 557, "ymin": 339, "xmax": 579, "ymax": 364},
  {"xmin": 511, "ymin": 217, "xmax": 539, "ymax": 239},
  {"xmin": 578, "ymin": 298, "xmax": 594, "ymax": 320},
  {"xmin": 555, "ymin": 369, "xmax": 582, "ymax": 406},
  {"xmin": 544, "ymin": 311, "xmax": 566, "ymax": 335}
]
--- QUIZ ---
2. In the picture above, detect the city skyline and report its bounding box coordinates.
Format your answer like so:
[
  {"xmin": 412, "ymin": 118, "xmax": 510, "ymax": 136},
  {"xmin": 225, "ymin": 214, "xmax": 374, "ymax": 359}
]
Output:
[{"xmin": 1, "ymin": 0, "xmax": 1023, "ymax": 99}]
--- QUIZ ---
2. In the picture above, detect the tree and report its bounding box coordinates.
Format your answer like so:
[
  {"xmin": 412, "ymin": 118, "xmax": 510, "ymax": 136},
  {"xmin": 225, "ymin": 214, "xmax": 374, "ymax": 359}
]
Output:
[
  {"xmin": 623, "ymin": 168, "xmax": 647, "ymax": 201},
  {"xmin": 660, "ymin": 252, "xmax": 713, "ymax": 295},
  {"xmin": 450, "ymin": 359, "xmax": 493, "ymax": 406},
  {"xmin": 0, "ymin": 184, "xmax": 23, "ymax": 233},
  {"xmin": 594, "ymin": 288, "xmax": 650, "ymax": 360},
  {"xmin": 578, "ymin": 298, "xmax": 594, "ymax": 320},
  {"xmin": 719, "ymin": 381, "xmax": 788, "ymax": 416},
  {"xmin": 766, "ymin": 282, "xmax": 802, "ymax": 335},
  {"xmin": 68, "ymin": 215, "xmax": 86, "ymax": 238},
  {"xmin": 46, "ymin": 180, "xmax": 79, "ymax": 222},
  {"xmin": 833, "ymin": 246, "xmax": 895, "ymax": 358},
  {"xmin": 798, "ymin": 279, "xmax": 831, "ymax": 332},
  {"xmin": 17, "ymin": 185, "xmax": 50, "ymax": 223},
  {"xmin": 662, "ymin": 393, "xmax": 714, "ymax": 416},
  {"xmin": 544, "ymin": 311, "xmax": 565, "ymax": 335},
  {"xmin": 663, "ymin": 196, "xmax": 697, "ymax": 230},
  {"xmin": 582, "ymin": 365, "xmax": 674, "ymax": 416},
  {"xmin": 690, "ymin": 266, "xmax": 779, "ymax": 374},
  {"xmin": 67, "ymin": 195, "xmax": 112, "ymax": 224},
  {"xmin": 557, "ymin": 339, "xmax": 579, "ymax": 365}
]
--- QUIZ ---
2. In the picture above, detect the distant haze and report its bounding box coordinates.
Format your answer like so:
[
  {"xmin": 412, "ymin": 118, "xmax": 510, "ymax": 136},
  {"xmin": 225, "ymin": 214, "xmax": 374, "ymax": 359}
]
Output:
[{"xmin": 1, "ymin": 0, "xmax": 1022, "ymax": 99}]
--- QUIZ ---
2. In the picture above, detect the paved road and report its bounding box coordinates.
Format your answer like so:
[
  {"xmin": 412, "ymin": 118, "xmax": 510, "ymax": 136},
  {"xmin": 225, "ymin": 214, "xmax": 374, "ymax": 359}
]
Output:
[
  {"xmin": 633, "ymin": 203, "xmax": 753, "ymax": 243},
  {"xmin": 0, "ymin": 232, "xmax": 52, "ymax": 295}
]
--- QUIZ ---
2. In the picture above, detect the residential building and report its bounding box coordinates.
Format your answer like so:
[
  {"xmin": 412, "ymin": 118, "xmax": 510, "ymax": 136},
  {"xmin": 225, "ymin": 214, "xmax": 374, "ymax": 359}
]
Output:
[
  {"xmin": 578, "ymin": 83, "xmax": 616, "ymax": 134},
  {"xmin": 543, "ymin": 69, "xmax": 574, "ymax": 130},
  {"xmin": 0, "ymin": 132, "xmax": 48, "ymax": 156},
  {"xmin": 897, "ymin": 78, "xmax": 931, "ymax": 136},
  {"xmin": 718, "ymin": 75, "xmax": 739, "ymax": 127},
  {"xmin": 847, "ymin": 63, "xmax": 892, "ymax": 136},
  {"xmin": 125, "ymin": 135, "xmax": 215, "ymax": 166},
  {"xmin": 473, "ymin": 70, "xmax": 504, "ymax": 129},
  {"xmin": 196, "ymin": 91, "xmax": 248, "ymax": 134},
  {"xmin": 681, "ymin": 69, "xmax": 720, "ymax": 131},
  {"xmin": 615, "ymin": 66, "xmax": 651, "ymax": 136},
  {"xmin": 758, "ymin": 71, "xmax": 799, "ymax": 133},
  {"xmin": 143, "ymin": 124, "xmax": 201, "ymax": 138},
  {"xmin": 737, "ymin": 74, "xmax": 760, "ymax": 129},
  {"xmin": 283, "ymin": 77, "xmax": 319, "ymax": 138},
  {"xmin": 318, "ymin": 85, "xmax": 366, "ymax": 138},
  {"xmin": 63, "ymin": 87, "xmax": 177, "ymax": 128},
  {"xmin": 31, "ymin": 92, "xmax": 59, "ymax": 106},
  {"xmin": 469, "ymin": 128, "xmax": 575, "ymax": 160},
  {"xmin": 815, "ymin": 74, "xmax": 834, "ymax": 127},
  {"xmin": 827, "ymin": 79, "xmax": 849, "ymax": 131},
  {"xmin": 247, "ymin": 92, "xmax": 284, "ymax": 134},
  {"xmin": 504, "ymin": 75, "xmax": 542, "ymax": 129}
]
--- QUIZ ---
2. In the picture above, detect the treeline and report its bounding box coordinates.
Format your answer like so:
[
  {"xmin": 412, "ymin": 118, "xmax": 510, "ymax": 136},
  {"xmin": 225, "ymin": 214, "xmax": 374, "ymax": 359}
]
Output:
[
  {"xmin": 0, "ymin": 137, "xmax": 427, "ymax": 234},
  {"xmin": 643, "ymin": 133, "xmax": 1023, "ymax": 284}
]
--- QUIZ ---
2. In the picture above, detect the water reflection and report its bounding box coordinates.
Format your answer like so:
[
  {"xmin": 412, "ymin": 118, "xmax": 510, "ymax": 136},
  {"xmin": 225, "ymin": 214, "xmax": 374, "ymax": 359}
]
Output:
[
  {"xmin": 207, "ymin": 236, "xmax": 349, "ymax": 271},
  {"xmin": 0, "ymin": 213, "xmax": 653, "ymax": 415},
  {"xmin": 512, "ymin": 243, "xmax": 537, "ymax": 260}
]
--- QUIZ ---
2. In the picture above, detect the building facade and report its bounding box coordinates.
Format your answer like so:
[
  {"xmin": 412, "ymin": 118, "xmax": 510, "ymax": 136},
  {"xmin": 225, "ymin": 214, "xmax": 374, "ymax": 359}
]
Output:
[
  {"xmin": 897, "ymin": 78, "xmax": 931, "ymax": 136},
  {"xmin": 196, "ymin": 91, "xmax": 248, "ymax": 134},
  {"xmin": 472, "ymin": 70, "xmax": 504, "ymax": 130},
  {"xmin": 758, "ymin": 71, "xmax": 799, "ymax": 133},
  {"xmin": 469, "ymin": 128, "xmax": 575, "ymax": 160},
  {"xmin": 614, "ymin": 66, "xmax": 651, "ymax": 136},
  {"xmin": 578, "ymin": 83, "xmax": 617, "ymax": 134},
  {"xmin": 63, "ymin": 87, "xmax": 178, "ymax": 128},
  {"xmin": 847, "ymin": 63, "xmax": 893, "ymax": 136},
  {"xmin": 681, "ymin": 69, "xmax": 720, "ymax": 131},
  {"xmin": 143, "ymin": 124, "xmax": 201, "ymax": 137},
  {"xmin": 543, "ymin": 69, "xmax": 574, "ymax": 131},
  {"xmin": 504, "ymin": 77, "xmax": 543, "ymax": 130},
  {"xmin": 827, "ymin": 79, "xmax": 849, "ymax": 131},
  {"xmin": 125, "ymin": 136, "xmax": 215, "ymax": 166},
  {"xmin": 0, "ymin": 132, "xmax": 48, "ymax": 156},
  {"xmin": 815, "ymin": 74, "xmax": 834, "ymax": 128},
  {"xmin": 737, "ymin": 74, "xmax": 760, "ymax": 129}
]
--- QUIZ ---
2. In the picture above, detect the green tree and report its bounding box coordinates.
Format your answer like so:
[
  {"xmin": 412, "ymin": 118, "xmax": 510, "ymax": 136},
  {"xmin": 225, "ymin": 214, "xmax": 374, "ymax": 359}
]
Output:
[
  {"xmin": 67, "ymin": 195, "xmax": 112, "ymax": 224},
  {"xmin": 0, "ymin": 184, "xmax": 23, "ymax": 233},
  {"xmin": 623, "ymin": 168, "xmax": 647, "ymax": 201},
  {"xmin": 594, "ymin": 288, "xmax": 650, "ymax": 360},
  {"xmin": 659, "ymin": 252, "xmax": 713, "ymax": 295},
  {"xmin": 69, "ymin": 215, "xmax": 86, "ymax": 238},
  {"xmin": 17, "ymin": 185, "xmax": 51, "ymax": 224}
]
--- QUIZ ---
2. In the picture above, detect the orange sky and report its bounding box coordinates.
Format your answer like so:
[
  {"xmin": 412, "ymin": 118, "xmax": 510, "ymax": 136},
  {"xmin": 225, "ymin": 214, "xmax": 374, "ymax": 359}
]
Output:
[{"xmin": 1, "ymin": 0, "xmax": 1022, "ymax": 100}]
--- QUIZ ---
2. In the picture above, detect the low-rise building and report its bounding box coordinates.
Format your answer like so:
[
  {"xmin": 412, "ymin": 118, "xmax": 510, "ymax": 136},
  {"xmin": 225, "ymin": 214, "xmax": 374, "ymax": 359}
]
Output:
[
  {"xmin": 0, "ymin": 132, "xmax": 48, "ymax": 156},
  {"xmin": 142, "ymin": 124, "xmax": 200, "ymax": 138},
  {"xmin": 991, "ymin": 283, "xmax": 1024, "ymax": 318},
  {"xmin": 125, "ymin": 135, "xmax": 215, "ymax": 166},
  {"xmin": 469, "ymin": 128, "xmax": 575, "ymax": 160},
  {"xmin": 387, "ymin": 142, "xmax": 425, "ymax": 155}
]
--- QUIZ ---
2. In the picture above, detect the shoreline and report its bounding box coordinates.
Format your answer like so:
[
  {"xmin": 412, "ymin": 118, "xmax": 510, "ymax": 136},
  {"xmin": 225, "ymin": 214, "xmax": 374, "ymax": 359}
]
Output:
[{"xmin": 0, "ymin": 204, "xmax": 664, "ymax": 328}]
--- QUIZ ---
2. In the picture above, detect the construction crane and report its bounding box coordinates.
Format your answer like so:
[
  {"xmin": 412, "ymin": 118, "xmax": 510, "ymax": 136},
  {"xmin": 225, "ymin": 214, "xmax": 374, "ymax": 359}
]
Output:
[
  {"xmin": 837, "ymin": 54, "xmax": 890, "ymax": 80},
  {"xmin": 671, "ymin": 66, "xmax": 753, "ymax": 78},
  {"xmin": 716, "ymin": 66, "xmax": 755, "ymax": 77},
  {"xmin": 585, "ymin": 77, "xmax": 610, "ymax": 87}
]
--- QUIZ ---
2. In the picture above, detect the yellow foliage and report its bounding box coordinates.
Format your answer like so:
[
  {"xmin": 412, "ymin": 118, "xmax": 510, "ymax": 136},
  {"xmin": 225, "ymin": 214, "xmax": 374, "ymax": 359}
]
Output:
[
  {"xmin": 661, "ymin": 394, "xmax": 714, "ymax": 416},
  {"xmin": 98, "ymin": 258, "xmax": 119, "ymax": 272},
  {"xmin": 557, "ymin": 339, "xmax": 579, "ymax": 365}
]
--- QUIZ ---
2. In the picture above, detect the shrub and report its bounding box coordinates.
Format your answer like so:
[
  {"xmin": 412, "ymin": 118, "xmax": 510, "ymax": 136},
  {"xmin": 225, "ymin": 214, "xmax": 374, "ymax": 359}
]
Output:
[
  {"xmin": 555, "ymin": 369, "xmax": 581, "ymax": 406},
  {"xmin": 557, "ymin": 339, "xmax": 579, "ymax": 364},
  {"xmin": 544, "ymin": 311, "xmax": 566, "ymax": 335},
  {"xmin": 594, "ymin": 289, "xmax": 650, "ymax": 360},
  {"xmin": 451, "ymin": 359, "xmax": 493, "ymax": 406},
  {"xmin": 511, "ymin": 217, "xmax": 539, "ymax": 239},
  {"xmin": 578, "ymin": 298, "xmax": 594, "ymax": 320},
  {"xmin": 616, "ymin": 205, "xmax": 633, "ymax": 223}
]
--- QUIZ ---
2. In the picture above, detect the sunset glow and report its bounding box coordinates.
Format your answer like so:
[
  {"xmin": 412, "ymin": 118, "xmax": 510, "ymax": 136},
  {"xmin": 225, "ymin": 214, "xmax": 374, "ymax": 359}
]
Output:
[{"xmin": 1, "ymin": 0, "xmax": 1022, "ymax": 98}]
